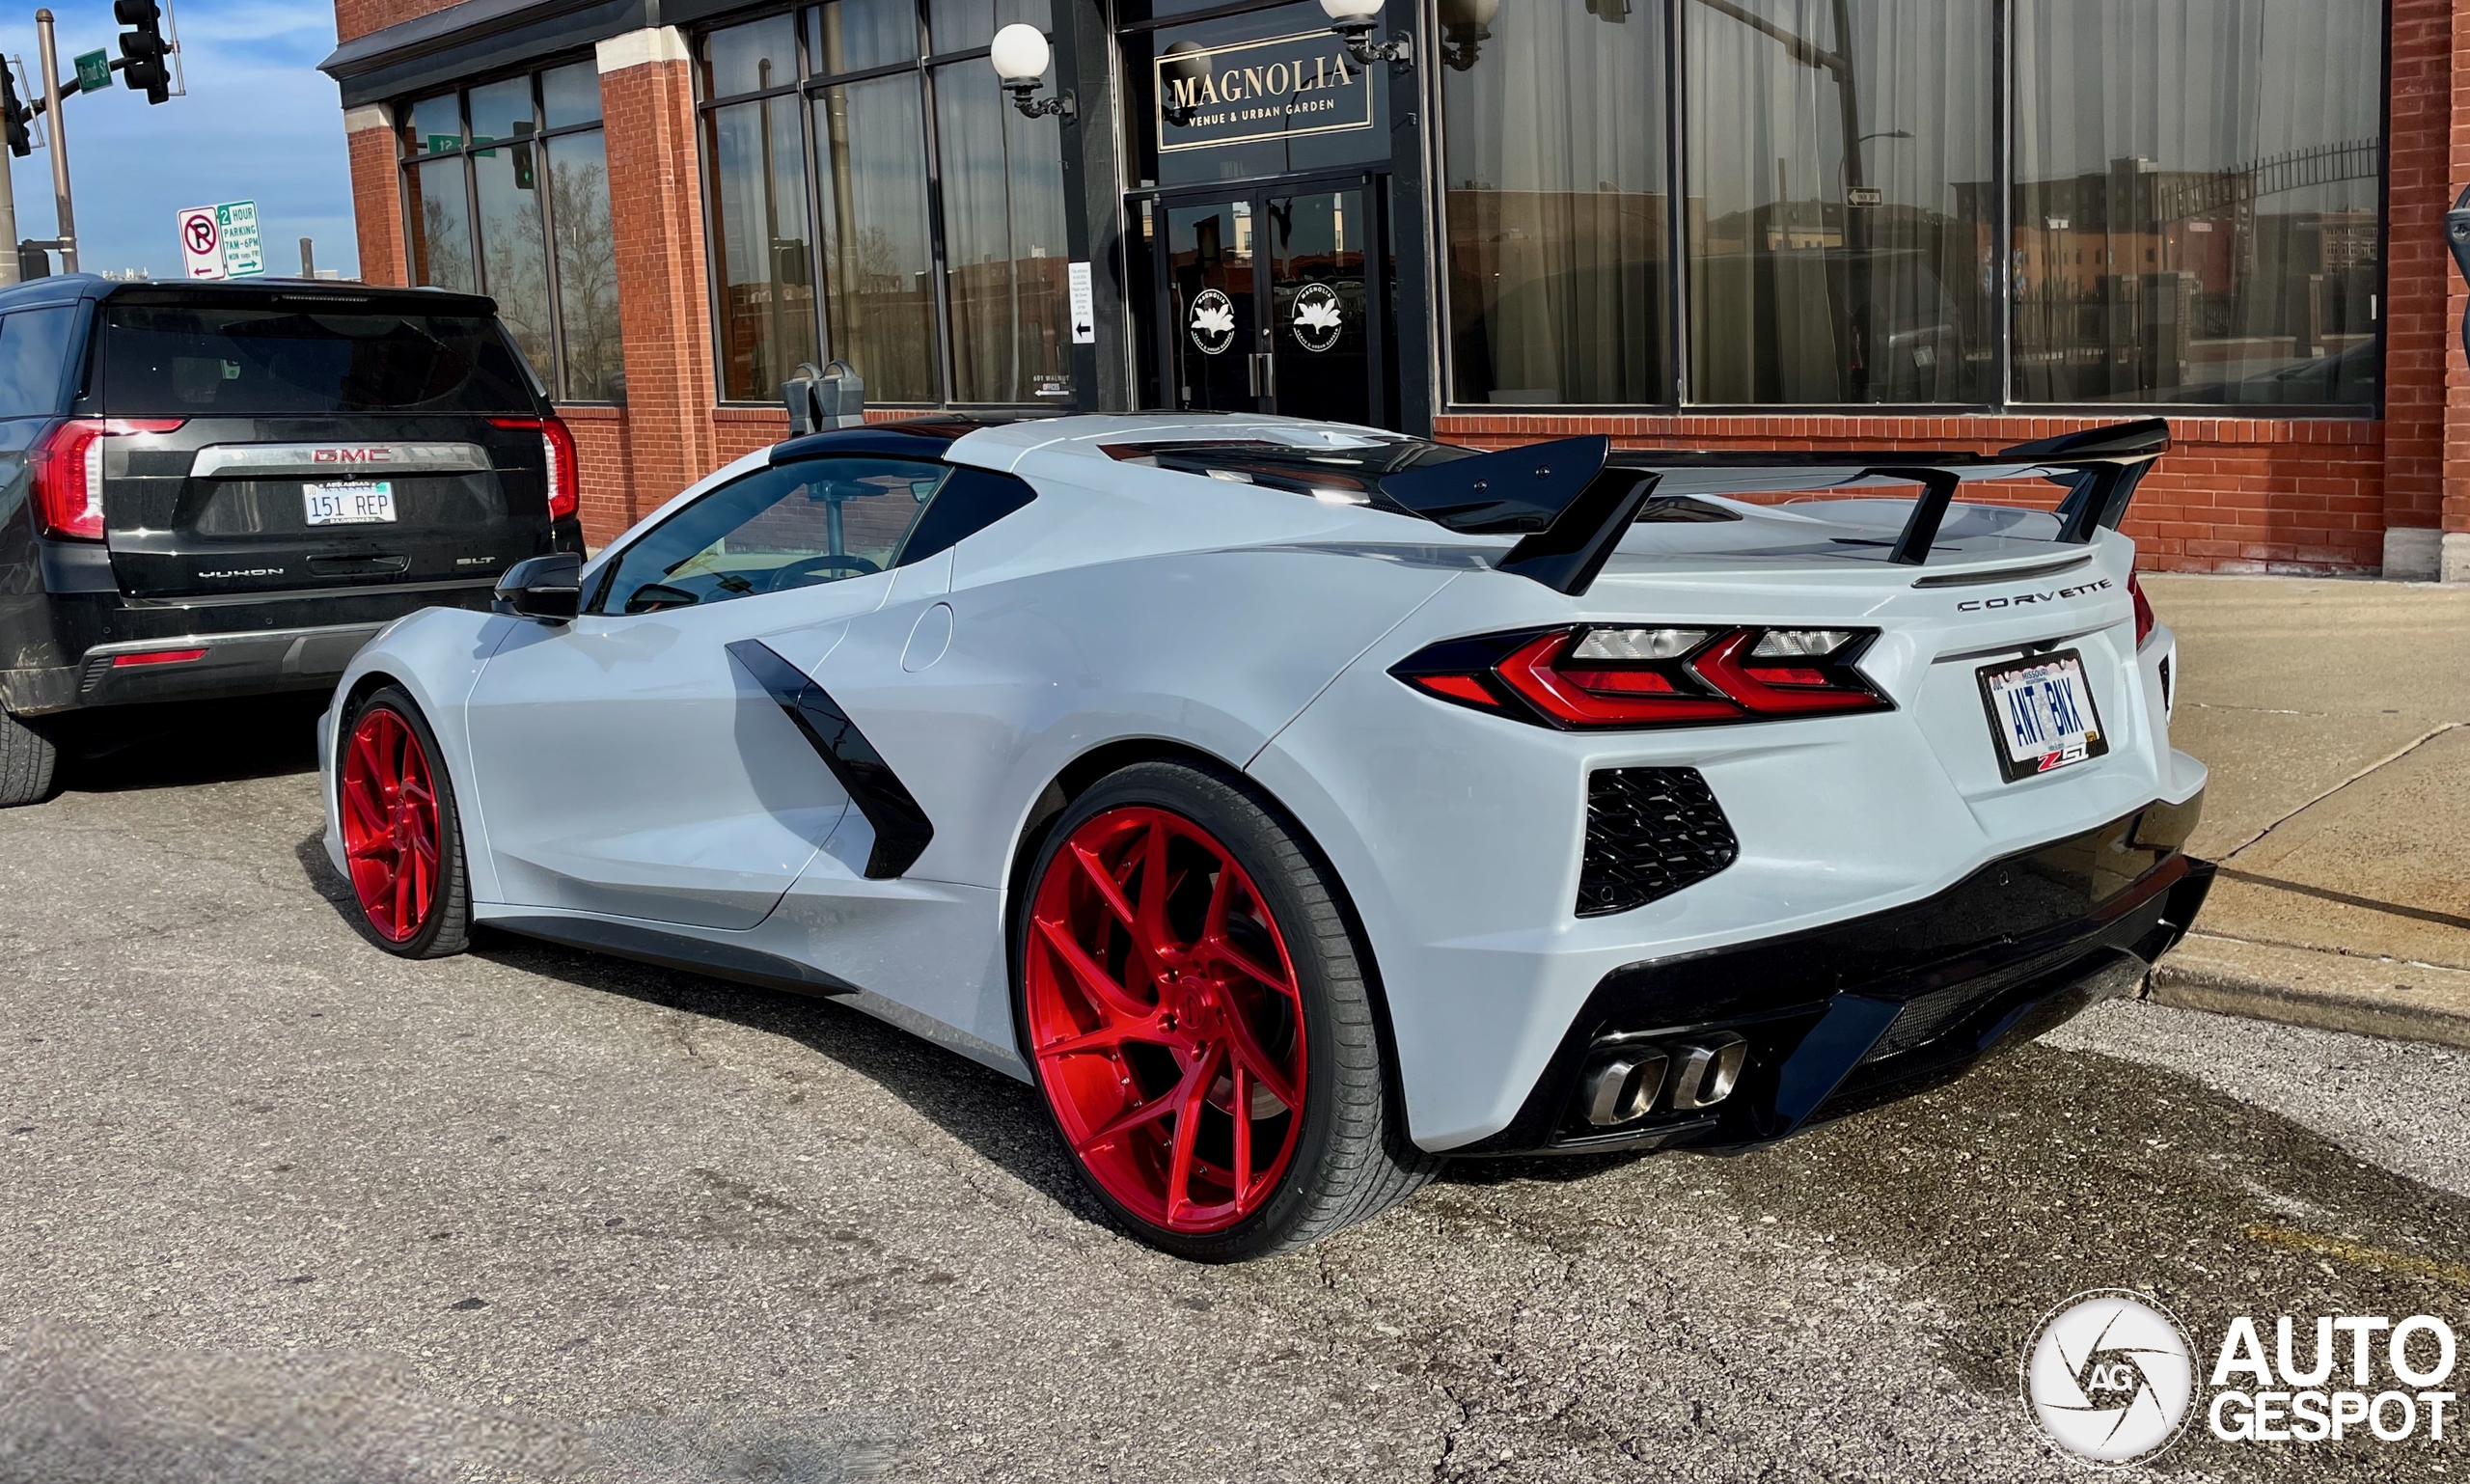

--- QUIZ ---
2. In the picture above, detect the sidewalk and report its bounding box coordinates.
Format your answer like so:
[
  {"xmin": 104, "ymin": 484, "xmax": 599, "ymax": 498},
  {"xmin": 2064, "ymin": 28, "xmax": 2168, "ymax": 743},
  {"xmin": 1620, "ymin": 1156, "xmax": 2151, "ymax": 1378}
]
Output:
[{"xmin": 2144, "ymin": 573, "xmax": 2470, "ymax": 1045}]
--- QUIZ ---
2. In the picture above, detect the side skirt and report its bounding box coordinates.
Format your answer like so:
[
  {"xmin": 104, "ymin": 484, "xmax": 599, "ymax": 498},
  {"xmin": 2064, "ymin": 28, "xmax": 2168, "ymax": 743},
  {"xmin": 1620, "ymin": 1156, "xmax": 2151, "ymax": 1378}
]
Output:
[{"xmin": 487, "ymin": 913, "xmax": 861, "ymax": 998}]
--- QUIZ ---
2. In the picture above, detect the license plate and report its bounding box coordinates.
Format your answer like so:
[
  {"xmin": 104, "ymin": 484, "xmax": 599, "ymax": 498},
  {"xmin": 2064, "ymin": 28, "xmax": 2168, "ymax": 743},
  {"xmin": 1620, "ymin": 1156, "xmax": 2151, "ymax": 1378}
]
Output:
[
  {"xmin": 305, "ymin": 481, "xmax": 395, "ymax": 526},
  {"xmin": 1977, "ymin": 648, "xmax": 2108, "ymax": 782}
]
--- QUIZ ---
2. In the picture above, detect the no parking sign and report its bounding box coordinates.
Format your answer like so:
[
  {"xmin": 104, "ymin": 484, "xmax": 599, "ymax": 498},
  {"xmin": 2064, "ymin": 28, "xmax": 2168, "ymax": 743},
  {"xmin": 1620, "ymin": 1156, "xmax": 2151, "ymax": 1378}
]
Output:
[{"xmin": 178, "ymin": 206, "xmax": 220, "ymax": 278}]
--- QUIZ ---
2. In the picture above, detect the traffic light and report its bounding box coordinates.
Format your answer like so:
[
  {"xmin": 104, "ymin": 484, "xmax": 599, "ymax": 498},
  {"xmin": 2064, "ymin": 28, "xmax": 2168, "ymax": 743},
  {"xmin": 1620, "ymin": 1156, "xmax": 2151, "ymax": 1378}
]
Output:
[
  {"xmin": 0, "ymin": 61, "xmax": 28, "ymax": 157},
  {"xmin": 115, "ymin": 0, "xmax": 170, "ymax": 104}
]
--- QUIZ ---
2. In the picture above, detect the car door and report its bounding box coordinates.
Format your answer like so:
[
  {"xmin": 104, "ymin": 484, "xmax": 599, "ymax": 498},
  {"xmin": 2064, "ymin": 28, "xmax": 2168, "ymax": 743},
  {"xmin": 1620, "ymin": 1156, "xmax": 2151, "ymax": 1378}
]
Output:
[{"xmin": 461, "ymin": 452, "xmax": 956, "ymax": 928}]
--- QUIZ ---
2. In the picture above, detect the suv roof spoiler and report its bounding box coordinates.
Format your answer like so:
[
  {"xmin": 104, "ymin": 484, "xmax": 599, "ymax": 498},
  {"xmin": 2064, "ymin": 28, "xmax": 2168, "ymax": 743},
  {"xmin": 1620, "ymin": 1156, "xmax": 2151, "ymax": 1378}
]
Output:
[{"xmin": 1382, "ymin": 419, "xmax": 2171, "ymax": 595}]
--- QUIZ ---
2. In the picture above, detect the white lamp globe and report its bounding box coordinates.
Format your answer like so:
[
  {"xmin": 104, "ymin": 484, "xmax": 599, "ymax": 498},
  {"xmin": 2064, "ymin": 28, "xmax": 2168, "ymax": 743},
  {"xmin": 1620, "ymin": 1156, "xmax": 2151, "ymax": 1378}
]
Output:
[
  {"xmin": 1319, "ymin": 0, "xmax": 1384, "ymax": 19},
  {"xmin": 989, "ymin": 23, "xmax": 1052, "ymax": 84}
]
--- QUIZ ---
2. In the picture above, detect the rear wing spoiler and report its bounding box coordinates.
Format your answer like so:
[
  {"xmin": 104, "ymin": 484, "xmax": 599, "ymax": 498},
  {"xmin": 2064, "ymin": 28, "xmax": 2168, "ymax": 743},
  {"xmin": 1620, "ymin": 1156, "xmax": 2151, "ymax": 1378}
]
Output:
[{"xmin": 1381, "ymin": 418, "xmax": 2170, "ymax": 596}]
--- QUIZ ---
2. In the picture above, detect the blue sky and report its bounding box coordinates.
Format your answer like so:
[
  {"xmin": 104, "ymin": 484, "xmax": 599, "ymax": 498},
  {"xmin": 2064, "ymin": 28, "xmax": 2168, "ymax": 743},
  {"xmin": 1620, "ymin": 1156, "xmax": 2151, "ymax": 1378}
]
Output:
[{"xmin": 2, "ymin": 0, "xmax": 354, "ymax": 280}]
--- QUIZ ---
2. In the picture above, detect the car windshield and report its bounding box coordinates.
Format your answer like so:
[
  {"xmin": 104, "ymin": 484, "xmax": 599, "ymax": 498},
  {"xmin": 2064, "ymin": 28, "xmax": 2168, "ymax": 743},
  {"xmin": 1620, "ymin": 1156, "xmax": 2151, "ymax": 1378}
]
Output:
[{"xmin": 101, "ymin": 304, "xmax": 536, "ymax": 414}]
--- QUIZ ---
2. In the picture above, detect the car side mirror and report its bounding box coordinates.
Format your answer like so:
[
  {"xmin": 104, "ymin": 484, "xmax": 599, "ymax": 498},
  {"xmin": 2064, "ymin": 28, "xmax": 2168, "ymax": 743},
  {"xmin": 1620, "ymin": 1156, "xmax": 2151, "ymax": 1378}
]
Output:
[{"xmin": 494, "ymin": 552, "xmax": 583, "ymax": 621}]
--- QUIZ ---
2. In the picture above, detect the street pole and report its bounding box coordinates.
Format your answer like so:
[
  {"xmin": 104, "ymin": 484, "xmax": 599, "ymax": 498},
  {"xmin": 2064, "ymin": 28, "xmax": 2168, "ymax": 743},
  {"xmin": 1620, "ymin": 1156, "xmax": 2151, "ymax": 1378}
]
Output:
[{"xmin": 35, "ymin": 9, "xmax": 71, "ymax": 273}]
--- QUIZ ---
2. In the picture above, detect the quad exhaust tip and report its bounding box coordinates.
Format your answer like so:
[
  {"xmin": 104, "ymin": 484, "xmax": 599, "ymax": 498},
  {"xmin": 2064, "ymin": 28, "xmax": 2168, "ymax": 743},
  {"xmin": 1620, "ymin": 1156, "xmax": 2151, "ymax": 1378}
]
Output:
[
  {"xmin": 1668, "ymin": 1033, "xmax": 1748, "ymax": 1111},
  {"xmin": 1577, "ymin": 1031, "xmax": 1749, "ymax": 1126},
  {"xmin": 1579, "ymin": 1051, "xmax": 1669, "ymax": 1127}
]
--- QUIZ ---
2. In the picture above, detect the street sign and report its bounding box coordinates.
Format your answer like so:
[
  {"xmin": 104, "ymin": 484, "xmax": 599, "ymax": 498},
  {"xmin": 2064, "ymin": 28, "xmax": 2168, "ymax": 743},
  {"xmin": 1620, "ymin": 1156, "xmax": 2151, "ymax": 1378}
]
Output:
[
  {"xmin": 178, "ymin": 206, "xmax": 222, "ymax": 279},
  {"xmin": 176, "ymin": 201, "xmax": 261, "ymax": 280},
  {"xmin": 216, "ymin": 201, "xmax": 262, "ymax": 277},
  {"xmin": 72, "ymin": 48, "xmax": 107, "ymax": 95},
  {"xmin": 1846, "ymin": 186, "xmax": 1884, "ymax": 208}
]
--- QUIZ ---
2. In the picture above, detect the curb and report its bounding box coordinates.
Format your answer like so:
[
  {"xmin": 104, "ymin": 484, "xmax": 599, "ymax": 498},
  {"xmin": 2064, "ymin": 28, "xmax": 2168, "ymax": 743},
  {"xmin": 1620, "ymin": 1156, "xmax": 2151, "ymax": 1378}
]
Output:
[{"xmin": 2149, "ymin": 933, "xmax": 2470, "ymax": 1050}]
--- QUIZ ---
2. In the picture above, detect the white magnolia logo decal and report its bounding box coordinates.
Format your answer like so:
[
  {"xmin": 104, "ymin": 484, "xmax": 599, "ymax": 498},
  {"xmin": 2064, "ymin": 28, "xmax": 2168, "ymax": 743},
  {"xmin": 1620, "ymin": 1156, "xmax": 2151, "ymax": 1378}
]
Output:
[
  {"xmin": 1189, "ymin": 289, "xmax": 1237, "ymax": 356},
  {"xmin": 1291, "ymin": 283, "xmax": 1344, "ymax": 353}
]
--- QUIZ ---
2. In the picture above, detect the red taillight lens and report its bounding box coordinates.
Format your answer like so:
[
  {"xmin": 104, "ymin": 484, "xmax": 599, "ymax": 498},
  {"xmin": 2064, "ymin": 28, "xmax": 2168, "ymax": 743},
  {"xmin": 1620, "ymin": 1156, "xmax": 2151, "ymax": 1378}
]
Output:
[
  {"xmin": 111, "ymin": 647, "xmax": 208, "ymax": 668},
  {"xmin": 1496, "ymin": 632, "xmax": 1743, "ymax": 726},
  {"xmin": 1395, "ymin": 625, "xmax": 1890, "ymax": 729},
  {"xmin": 489, "ymin": 415, "xmax": 581, "ymax": 520},
  {"xmin": 30, "ymin": 417, "xmax": 183, "ymax": 540},
  {"xmin": 2128, "ymin": 567, "xmax": 2155, "ymax": 650}
]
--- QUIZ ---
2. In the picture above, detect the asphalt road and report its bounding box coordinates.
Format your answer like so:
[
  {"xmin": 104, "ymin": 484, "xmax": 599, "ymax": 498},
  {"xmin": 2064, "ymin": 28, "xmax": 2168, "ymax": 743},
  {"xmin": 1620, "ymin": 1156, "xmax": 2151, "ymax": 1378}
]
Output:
[{"xmin": 4, "ymin": 701, "xmax": 2468, "ymax": 1483}]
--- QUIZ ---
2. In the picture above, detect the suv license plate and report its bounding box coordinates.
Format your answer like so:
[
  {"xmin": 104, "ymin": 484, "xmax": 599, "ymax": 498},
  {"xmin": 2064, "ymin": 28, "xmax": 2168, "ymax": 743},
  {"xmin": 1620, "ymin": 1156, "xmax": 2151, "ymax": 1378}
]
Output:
[
  {"xmin": 306, "ymin": 481, "xmax": 396, "ymax": 526},
  {"xmin": 1977, "ymin": 648, "xmax": 2108, "ymax": 782}
]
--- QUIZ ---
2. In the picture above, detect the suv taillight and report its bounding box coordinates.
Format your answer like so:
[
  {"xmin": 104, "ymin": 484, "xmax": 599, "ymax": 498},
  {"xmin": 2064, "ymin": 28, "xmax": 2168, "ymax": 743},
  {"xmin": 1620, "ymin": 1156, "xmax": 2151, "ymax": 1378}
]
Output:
[
  {"xmin": 489, "ymin": 414, "xmax": 580, "ymax": 521},
  {"xmin": 1392, "ymin": 625, "xmax": 1891, "ymax": 729},
  {"xmin": 2128, "ymin": 567, "xmax": 2155, "ymax": 649},
  {"xmin": 30, "ymin": 417, "xmax": 184, "ymax": 540}
]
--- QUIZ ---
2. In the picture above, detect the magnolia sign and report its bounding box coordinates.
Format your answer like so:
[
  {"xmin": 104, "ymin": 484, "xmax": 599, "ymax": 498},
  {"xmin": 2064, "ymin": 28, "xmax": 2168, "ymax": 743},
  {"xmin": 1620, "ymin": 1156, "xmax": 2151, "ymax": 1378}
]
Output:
[{"xmin": 1155, "ymin": 31, "xmax": 1373, "ymax": 152}]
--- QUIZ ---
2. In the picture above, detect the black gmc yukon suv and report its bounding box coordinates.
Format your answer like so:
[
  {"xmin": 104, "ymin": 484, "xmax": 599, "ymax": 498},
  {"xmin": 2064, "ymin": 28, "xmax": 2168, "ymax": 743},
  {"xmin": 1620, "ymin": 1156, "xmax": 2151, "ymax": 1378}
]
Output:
[{"xmin": 0, "ymin": 276, "xmax": 584, "ymax": 805}]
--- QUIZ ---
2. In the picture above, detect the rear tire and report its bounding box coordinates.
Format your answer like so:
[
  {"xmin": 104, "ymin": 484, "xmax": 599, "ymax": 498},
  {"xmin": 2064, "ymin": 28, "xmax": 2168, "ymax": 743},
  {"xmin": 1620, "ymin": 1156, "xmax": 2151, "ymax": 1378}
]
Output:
[
  {"xmin": 1015, "ymin": 759, "xmax": 1439, "ymax": 1261},
  {"xmin": 0, "ymin": 708, "xmax": 59, "ymax": 808},
  {"xmin": 338, "ymin": 687, "xmax": 471, "ymax": 959}
]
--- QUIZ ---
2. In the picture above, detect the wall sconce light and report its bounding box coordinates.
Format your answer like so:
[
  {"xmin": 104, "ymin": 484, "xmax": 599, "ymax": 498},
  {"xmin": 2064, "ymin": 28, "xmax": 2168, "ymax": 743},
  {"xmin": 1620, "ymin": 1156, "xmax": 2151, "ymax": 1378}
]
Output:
[
  {"xmin": 1157, "ymin": 40, "xmax": 1207, "ymax": 125},
  {"xmin": 1437, "ymin": 0, "xmax": 1496, "ymax": 69},
  {"xmin": 1318, "ymin": 0, "xmax": 1413, "ymax": 69},
  {"xmin": 990, "ymin": 24, "xmax": 1075, "ymax": 120}
]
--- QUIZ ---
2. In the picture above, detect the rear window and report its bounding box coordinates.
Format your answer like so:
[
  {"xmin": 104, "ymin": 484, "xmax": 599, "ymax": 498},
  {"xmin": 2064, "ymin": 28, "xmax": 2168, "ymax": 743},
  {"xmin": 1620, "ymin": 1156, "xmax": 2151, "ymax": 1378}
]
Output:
[{"xmin": 101, "ymin": 303, "xmax": 535, "ymax": 415}]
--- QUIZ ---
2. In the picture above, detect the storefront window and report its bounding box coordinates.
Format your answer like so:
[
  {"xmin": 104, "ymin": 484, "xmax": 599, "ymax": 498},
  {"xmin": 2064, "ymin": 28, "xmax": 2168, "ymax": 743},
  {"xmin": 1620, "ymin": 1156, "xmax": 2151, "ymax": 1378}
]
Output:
[
  {"xmin": 548, "ymin": 132, "xmax": 624, "ymax": 400},
  {"xmin": 698, "ymin": 4, "xmax": 1074, "ymax": 406},
  {"xmin": 398, "ymin": 63, "xmax": 620, "ymax": 402},
  {"xmin": 708, "ymin": 92, "xmax": 820, "ymax": 401},
  {"xmin": 1440, "ymin": 0, "xmax": 1670, "ymax": 406},
  {"xmin": 810, "ymin": 0, "xmax": 917, "ymax": 75},
  {"xmin": 935, "ymin": 65, "xmax": 1070, "ymax": 401},
  {"xmin": 405, "ymin": 155, "xmax": 474, "ymax": 293},
  {"xmin": 1685, "ymin": 0, "xmax": 1992, "ymax": 404},
  {"xmin": 474, "ymin": 145, "xmax": 554, "ymax": 376},
  {"xmin": 1432, "ymin": 0, "xmax": 2383, "ymax": 412},
  {"xmin": 815, "ymin": 76, "xmax": 938, "ymax": 402},
  {"xmin": 2012, "ymin": 0, "xmax": 2383, "ymax": 406}
]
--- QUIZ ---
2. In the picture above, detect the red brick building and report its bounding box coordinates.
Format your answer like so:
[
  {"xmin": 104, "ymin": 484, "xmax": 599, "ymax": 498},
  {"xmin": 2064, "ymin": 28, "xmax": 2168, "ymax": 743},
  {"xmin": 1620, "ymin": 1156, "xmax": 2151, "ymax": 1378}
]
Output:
[{"xmin": 323, "ymin": 0, "xmax": 2436, "ymax": 576}]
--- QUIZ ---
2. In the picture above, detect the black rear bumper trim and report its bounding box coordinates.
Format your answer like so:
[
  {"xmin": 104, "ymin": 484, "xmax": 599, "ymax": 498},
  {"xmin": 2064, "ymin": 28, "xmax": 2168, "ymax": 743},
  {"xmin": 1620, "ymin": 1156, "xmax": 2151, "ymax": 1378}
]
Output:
[{"xmin": 1455, "ymin": 795, "xmax": 2211, "ymax": 1157}]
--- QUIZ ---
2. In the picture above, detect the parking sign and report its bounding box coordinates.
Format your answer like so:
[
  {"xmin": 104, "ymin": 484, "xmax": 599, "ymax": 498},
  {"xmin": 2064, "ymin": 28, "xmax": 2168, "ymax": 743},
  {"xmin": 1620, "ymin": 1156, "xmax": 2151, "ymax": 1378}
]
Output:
[{"xmin": 177, "ymin": 201, "xmax": 262, "ymax": 280}]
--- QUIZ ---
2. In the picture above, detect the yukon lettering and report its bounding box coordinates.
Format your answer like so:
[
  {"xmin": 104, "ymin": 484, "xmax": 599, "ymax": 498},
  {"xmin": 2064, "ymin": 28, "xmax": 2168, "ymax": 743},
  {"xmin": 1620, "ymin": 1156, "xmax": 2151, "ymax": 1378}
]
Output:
[
  {"xmin": 197, "ymin": 567, "xmax": 285, "ymax": 579},
  {"xmin": 1958, "ymin": 578, "xmax": 2113, "ymax": 613}
]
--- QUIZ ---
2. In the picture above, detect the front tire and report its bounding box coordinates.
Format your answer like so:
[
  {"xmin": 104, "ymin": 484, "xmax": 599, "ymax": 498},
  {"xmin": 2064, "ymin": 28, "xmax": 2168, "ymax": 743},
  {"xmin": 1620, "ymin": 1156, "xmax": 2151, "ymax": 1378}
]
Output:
[
  {"xmin": 0, "ymin": 708, "xmax": 59, "ymax": 808},
  {"xmin": 1015, "ymin": 760, "xmax": 1438, "ymax": 1261},
  {"xmin": 338, "ymin": 687, "xmax": 471, "ymax": 958}
]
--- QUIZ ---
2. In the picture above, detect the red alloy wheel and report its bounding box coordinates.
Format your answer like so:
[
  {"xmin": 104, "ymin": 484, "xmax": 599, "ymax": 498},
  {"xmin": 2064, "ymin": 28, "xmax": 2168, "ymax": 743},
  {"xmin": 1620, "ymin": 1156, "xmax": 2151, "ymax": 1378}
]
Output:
[
  {"xmin": 1025, "ymin": 805, "xmax": 1310, "ymax": 1233},
  {"xmin": 339, "ymin": 706, "xmax": 442, "ymax": 944}
]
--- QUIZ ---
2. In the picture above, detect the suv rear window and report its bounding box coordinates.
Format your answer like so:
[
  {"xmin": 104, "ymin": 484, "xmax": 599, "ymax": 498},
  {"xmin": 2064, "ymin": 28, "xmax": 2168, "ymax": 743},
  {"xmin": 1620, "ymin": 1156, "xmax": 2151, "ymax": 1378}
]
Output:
[{"xmin": 101, "ymin": 303, "xmax": 535, "ymax": 415}]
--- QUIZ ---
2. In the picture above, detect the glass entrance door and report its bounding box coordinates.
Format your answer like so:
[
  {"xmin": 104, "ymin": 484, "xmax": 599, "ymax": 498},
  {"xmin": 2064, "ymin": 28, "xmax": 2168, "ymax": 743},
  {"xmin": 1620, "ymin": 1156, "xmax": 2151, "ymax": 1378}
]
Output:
[
  {"xmin": 1155, "ymin": 179, "xmax": 1387, "ymax": 426},
  {"xmin": 1165, "ymin": 198, "xmax": 1259, "ymax": 413}
]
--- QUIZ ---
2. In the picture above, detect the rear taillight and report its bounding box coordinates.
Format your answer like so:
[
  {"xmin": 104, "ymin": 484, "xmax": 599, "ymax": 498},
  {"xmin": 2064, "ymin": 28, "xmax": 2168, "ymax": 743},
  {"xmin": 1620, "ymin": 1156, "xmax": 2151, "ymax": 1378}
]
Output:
[
  {"xmin": 489, "ymin": 415, "xmax": 581, "ymax": 521},
  {"xmin": 1394, "ymin": 625, "xmax": 1890, "ymax": 729},
  {"xmin": 2128, "ymin": 567, "xmax": 2155, "ymax": 649},
  {"xmin": 29, "ymin": 417, "xmax": 183, "ymax": 540}
]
